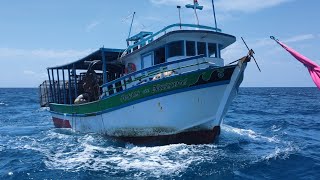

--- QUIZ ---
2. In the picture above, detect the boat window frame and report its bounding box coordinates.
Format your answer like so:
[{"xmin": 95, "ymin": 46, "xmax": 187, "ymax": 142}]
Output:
[
  {"xmin": 186, "ymin": 41, "xmax": 196, "ymax": 56},
  {"xmin": 196, "ymin": 41, "xmax": 207, "ymax": 57},
  {"xmin": 153, "ymin": 46, "xmax": 166, "ymax": 65},
  {"xmin": 208, "ymin": 43, "xmax": 217, "ymax": 58},
  {"xmin": 167, "ymin": 40, "xmax": 185, "ymax": 58}
]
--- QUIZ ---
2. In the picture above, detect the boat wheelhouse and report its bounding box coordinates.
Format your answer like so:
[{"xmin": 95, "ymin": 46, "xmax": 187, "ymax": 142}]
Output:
[{"xmin": 39, "ymin": 22, "xmax": 252, "ymax": 145}]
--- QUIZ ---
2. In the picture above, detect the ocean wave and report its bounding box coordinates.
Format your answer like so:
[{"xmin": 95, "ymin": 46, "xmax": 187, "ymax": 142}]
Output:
[
  {"xmin": 0, "ymin": 145, "xmax": 4, "ymax": 152},
  {"xmin": 43, "ymin": 140, "xmax": 202, "ymax": 177},
  {"xmin": 222, "ymin": 124, "xmax": 280, "ymax": 143},
  {"xmin": 0, "ymin": 102, "xmax": 8, "ymax": 106},
  {"xmin": 0, "ymin": 126, "xmax": 302, "ymax": 179},
  {"xmin": 219, "ymin": 124, "xmax": 300, "ymax": 167},
  {"xmin": 263, "ymin": 143, "xmax": 299, "ymax": 161},
  {"xmin": 29, "ymin": 131, "xmax": 222, "ymax": 177},
  {"xmin": 37, "ymin": 107, "xmax": 50, "ymax": 112}
]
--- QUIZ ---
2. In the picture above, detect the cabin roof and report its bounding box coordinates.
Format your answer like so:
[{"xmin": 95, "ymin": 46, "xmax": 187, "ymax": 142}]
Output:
[
  {"xmin": 125, "ymin": 23, "xmax": 222, "ymax": 54},
  {"xmin": 127, "ymin": 31, "xmax": 153, "ymax": 42},
  {"xmin": 47, "ymin": 48, "xmax": 124, "ymax": 70},
  {"xmin": 122, "ymin": 30, "xmax": 236, "ymax": 59}
]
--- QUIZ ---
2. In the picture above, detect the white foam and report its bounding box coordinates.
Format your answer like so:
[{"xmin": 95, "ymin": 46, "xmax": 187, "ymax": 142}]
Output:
[
  {"xmin": 263, "ymin": 143, "xmax": 298, "ymax": 161},
  {"xmin": 271, "ymin": 125, "xmax": 281, "ymax": 132},
  {"xmin": 222, "ymin": 124, "xmax": 279, "ymax": 143},
  {"xmin": 42, "ymin": 140, "xmax": 205, "ymax": 177},
  {"xmin": 6, "ymin": 126, "xmax": 297, "ymax": 178},
  {"xmin": 0, "ymin": 102, "xmax": 8, "ymax": 106},
  {"xmin": 37, "ymin": 107, "xmax": 50, "ymax": 112}
]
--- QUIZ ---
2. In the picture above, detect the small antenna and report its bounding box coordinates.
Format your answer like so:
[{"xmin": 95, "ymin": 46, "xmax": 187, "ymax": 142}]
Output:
[
  {"xmin": 127, "ymin": 12, "xmax": 136, "ymax": 46},
  {"xmin": 177, "ymin": 6, "xmax": 182, "ymax": 29},
  {"xmin": 211, "ymin": 0, "xmax": 218, "ymax": 31}
]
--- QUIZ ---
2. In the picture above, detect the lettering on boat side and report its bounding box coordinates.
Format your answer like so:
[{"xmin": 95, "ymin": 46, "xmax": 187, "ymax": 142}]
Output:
[
  {"xmin": 152, "ymin": 79, "xmax": 188, "ymax": 93},
  {"xmin": 120, "ymin": 78, "xmax": 188, "ymax": 103},
  {"xmin": 120, "ymin": 91, "xmax": 141, "ymax": 102}
]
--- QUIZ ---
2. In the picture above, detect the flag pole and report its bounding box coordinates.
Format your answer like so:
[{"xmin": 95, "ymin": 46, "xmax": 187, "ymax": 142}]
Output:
[
  {"xmin": 194, "ymin": 8, "xmax": 199, "ymax": 26},
  {"xmin": 270, "ymin": 36, "xmax": 280, "ymax": 44},
  {"xmin": 185, "ymin": 0, "xmax": 203, "ymax": 26}
]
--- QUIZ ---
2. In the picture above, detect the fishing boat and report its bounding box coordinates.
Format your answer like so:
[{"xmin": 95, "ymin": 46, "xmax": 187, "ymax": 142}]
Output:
[{"xmin": 39, "ymin": 2, "xmax": 254, "ymax": 145}]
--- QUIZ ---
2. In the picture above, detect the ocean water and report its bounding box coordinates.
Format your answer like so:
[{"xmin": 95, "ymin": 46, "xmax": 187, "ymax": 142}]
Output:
[{"xmin": 0, "ymin": 87, "xmax": 319, "ymax": 179}]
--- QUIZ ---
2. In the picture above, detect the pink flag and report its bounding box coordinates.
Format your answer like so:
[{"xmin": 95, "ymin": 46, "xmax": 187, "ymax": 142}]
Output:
[{"xmin": 271, "ymin": 36, "xmax": 320, "ymax": 89}]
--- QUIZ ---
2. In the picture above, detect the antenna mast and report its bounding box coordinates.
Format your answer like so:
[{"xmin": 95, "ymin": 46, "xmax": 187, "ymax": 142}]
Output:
[
  {"xmin": 127, "ymin": 12, "xmax": 136, "ymax": 46},
  {"xmin": 177, "ymin": 6, "xmax": 182, "ymax": 29},
  {"xmin": 211, "ymin": 0, "xmax": 218, "ymax": 31}
]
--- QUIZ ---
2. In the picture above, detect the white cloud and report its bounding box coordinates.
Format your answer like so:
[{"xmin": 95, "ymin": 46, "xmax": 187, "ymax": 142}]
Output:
[
  {"xmin": 222, "ymin": 41, "xmax": 246, "ymax": 62},
  {"xmin": 0, "ymin": 48, "xmax": 93, "ymax": 87},
  {"xmin": 216, "ymin": 0, "xmax": 291, "ymax": 13},
  {"xmin": 0, "ymin": 48, "xmax": 92, "ymax": 60},
  {"xmin": 23, "ymin": 70, "xmax": 47, "ymax": 78},
  {"xmin": 23, "ymin": 70, "xmax": 36, "ymax": 75},
  {"xmin": 150, "ymin": 0, "xmax": 191, "ymax": 6},
  {"xmin": 283, "ymin": 34, "xmax": 316, "ymax": 43},
  {"xmin": 85, "ymin": 20, "xmax": 101, "ymax": 32},
  {"xmin": 149, "ymin": 0, "xmax": 291, "ymax": 13}
]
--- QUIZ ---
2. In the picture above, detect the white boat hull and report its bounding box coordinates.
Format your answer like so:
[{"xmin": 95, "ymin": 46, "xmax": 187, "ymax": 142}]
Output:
[{"xmin": 50, "ymin": 62, "xmax": 247, "ymax": 144}]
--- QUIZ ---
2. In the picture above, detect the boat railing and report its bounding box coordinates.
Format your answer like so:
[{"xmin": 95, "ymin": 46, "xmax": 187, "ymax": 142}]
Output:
[
  {"xmin": 100, "ymin": 55, "xmax": 218, "ymax": 98},
  {"xmin": 39, "ymin": 80, "xmax": 52, "ymax": 107},
  {"xmin": 39, "ymin": 80, "xmax": 75, "ymax": 107},
  {"xmin": 125, "ymin": 23, "xmax": 222, "ymax": 54}
]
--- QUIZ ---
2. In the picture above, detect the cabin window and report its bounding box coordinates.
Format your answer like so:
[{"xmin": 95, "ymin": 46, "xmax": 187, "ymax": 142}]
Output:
[
  {"xmin": 197, "ymin": 42, "xmax": 207, "ymax": 56},
  {"xmin": 208, "ymin": 43, "xmax": 217, "ymax": 58},
  {"xmin": 168, "ymin": 41, "xmax": 184, "ymax": 58},
  {"xmin": 186, "ymin": 41, "xmax": 196, "ymax": 56},
  {"xmin": 154, "ymin": 47, "xmax": 166, "ymax": 65},
  {"xmin": 218, "ymin": 44, "xmax": 223, "ymax": 58},
  {"xmin": 142, "ymin": 53, "xmax": 153, "ymax": 69}
]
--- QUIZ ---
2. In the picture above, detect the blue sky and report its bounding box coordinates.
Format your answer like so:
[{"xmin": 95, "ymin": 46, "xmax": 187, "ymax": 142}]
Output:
[{"xmin": 0, "ymin": 0, "xmax": 319, "ymax": 87}]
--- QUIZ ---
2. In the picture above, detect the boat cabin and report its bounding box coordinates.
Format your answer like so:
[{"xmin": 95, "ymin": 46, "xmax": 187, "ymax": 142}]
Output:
[{"xmin": 39, "ymin": 23, "xmax": 236, "ymax": 107}]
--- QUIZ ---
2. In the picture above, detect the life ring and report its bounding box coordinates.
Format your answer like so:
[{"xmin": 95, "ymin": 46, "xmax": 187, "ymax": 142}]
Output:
[{"xmin": 125, "ymin": 63, "xmax": 136, "ymax": 74}]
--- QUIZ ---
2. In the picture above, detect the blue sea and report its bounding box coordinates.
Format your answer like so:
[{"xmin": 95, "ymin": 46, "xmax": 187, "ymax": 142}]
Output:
[{"xmin": 0, "ymin": 88, "xmax": 319, "ymax": 179}]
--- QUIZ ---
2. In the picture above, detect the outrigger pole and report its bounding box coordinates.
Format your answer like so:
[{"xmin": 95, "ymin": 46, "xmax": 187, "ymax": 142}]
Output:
[{"xmin": 241, "ymin": 37, "xmax": 261, "ymax": 72}]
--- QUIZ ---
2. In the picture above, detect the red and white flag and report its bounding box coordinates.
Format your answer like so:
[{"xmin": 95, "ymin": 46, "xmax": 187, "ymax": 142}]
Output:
[{"xmin": 272, "ymin": 37, "xmax": 320, "ymax": 89}]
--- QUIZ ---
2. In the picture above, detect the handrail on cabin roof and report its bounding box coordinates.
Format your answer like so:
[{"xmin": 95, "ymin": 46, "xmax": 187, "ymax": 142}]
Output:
[
  {"xmin": 125, "ymin": 23, "xmax": 222, "ymax": 53},
  {"xmin": 101, "ymin": 54, "xmax": 206, "ymax": 88}
]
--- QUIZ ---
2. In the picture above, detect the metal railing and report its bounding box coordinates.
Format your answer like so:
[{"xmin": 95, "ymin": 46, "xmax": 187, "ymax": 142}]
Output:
[
  {"xmin": 39, "ymin": 80, "xmax": 52, "ymax": 107},
  {"xmin": 39, "ymin": 80, "xmax": 75, "ymax": 106},
  {"xmin": 125, "ymin": 23, "xmax": 222, "ymax": 54},
  {"xmin": 100, "ymin": 55, "xmax": 218, "ymax": 98}
]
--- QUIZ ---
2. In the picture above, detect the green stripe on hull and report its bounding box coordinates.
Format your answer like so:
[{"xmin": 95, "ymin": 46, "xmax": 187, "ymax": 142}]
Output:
[{"xmin": 50, "ymin": 66, "xmax": 236, "ymax": 115}]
